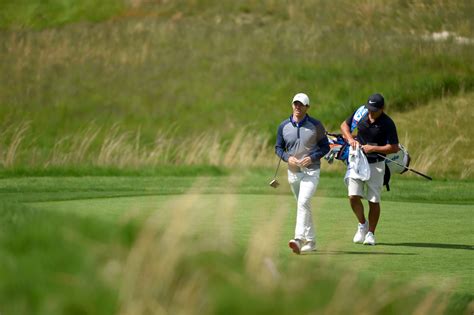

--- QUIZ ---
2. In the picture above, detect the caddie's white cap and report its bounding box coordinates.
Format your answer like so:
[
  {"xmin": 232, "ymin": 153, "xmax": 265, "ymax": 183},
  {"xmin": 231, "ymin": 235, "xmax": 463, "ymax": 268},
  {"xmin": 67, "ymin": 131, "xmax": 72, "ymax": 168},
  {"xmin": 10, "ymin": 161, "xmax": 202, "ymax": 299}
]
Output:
[{"xmin": 292, "ymin": 93, "xmax": 310, "ymax": 106}]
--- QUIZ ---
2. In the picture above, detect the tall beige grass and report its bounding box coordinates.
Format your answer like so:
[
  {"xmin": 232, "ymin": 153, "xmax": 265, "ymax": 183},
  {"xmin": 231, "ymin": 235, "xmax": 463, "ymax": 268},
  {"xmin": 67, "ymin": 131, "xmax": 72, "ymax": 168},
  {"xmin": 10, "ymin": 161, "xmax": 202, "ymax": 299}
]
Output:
[
  {"xmin": 0, "ymin": 122, "xmax": 274, "ymax": 169},
  {"xmin": 392, "ymin": 93, "xmax": 474, "ymax": 179},
  {"xmin": 115, "ymin": 180, "xmax": 461, "ymax": 315},
  {"xmin": 0, "ymin": 121, "xmax": 30, "ymax": 168},
  {"xmin": 0, "ymin": 92, "xmax": 472, "ymax": 179}
]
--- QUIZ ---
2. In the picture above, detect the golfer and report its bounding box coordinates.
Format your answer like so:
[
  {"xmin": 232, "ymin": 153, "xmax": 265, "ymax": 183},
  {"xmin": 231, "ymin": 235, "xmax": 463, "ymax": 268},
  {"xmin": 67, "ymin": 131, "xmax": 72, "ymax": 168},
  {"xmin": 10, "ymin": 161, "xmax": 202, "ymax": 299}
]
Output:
[
  {"xmin": 340, "ymin": 93, "xmax": 399, "ymax": 245},
  {"xmin": 275, "ymin": 92, "xmax": 330, "ymax": 254}
]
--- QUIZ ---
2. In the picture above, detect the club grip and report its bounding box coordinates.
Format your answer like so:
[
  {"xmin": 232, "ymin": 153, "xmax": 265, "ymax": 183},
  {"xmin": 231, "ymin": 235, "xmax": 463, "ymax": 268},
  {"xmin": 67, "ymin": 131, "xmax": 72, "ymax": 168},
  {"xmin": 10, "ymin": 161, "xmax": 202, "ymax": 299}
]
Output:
[{"xmin": 410, "ymin": 169, "xmax": 432, "ymax": 181}]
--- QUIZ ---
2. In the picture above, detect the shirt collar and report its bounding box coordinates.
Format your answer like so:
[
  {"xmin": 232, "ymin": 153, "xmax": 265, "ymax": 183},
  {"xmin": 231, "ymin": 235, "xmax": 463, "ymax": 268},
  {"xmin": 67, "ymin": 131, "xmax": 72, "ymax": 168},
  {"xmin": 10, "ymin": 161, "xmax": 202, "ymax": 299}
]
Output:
[{"xmin": 290, "ymin": 114, "xmax": 308, "ymax": 127}]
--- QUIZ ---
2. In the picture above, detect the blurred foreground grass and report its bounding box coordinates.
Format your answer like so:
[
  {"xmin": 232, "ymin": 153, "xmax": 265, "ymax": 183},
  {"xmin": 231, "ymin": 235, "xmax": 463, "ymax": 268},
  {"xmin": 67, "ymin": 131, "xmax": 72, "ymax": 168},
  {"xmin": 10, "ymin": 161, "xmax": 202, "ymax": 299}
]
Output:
[{"xmin": 1, "ymin": 173, "xmax": 472, "ymax": 314}]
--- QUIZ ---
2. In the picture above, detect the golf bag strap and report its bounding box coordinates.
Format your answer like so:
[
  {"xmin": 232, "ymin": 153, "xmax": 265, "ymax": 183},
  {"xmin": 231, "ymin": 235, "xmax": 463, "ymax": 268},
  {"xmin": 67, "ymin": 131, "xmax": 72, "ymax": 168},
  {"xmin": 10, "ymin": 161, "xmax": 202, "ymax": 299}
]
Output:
[{"xmin": 350, "ymin": 105, "xmax": 368, "ymax": 132}]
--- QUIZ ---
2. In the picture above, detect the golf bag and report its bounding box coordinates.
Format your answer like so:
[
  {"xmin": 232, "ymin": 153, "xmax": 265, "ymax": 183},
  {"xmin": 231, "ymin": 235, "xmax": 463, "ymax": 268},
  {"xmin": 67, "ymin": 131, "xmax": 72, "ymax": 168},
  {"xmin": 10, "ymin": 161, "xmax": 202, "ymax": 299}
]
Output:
[
  {"xmin": 325, "ymin": 133, "xmax": 350, "ymax": 165},
  {"xmin": 326, "ymin": 133, "xmax": 411, "ymax": 174},
  {"xmin": 325, "ymin": 105, "xmax": 368, "ymax": 165},
  {"xmin": 386, "ymin": 144, "xmax": 411, "ymax": 174}
]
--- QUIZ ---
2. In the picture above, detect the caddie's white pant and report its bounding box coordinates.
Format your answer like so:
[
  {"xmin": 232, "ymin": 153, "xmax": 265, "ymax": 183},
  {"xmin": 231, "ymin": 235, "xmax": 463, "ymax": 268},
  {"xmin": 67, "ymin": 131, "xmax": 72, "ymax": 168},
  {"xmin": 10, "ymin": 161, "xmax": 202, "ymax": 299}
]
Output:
[{"xmin": 287, "ymin": 168, "xmax": 320, "ymax": 242}]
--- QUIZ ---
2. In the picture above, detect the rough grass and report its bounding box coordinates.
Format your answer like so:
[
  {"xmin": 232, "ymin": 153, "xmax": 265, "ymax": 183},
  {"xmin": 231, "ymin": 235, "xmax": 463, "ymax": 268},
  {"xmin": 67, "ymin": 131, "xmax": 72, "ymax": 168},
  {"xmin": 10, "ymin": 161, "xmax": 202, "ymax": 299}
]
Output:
[
  {"xmin": 0, "ymin": 1, "xmax": 473, "ymax": 177},
  {"xmin": 0, "ymin": 0, "xmax": 125, "ymax": 29},
  {"xmin": 0, "ymin": 93, "xmax": 472, "ymax": 179},
  {"xmin": 392, "ymin": 93, "xmax": 474, "ymax": 179}
]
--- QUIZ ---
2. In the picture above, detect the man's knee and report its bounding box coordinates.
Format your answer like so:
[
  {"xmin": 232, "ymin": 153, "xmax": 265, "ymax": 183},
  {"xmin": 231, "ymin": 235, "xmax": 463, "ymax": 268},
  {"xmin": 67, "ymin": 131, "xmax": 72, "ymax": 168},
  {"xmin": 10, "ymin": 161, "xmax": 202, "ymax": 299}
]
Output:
[
  {"xmin": 349, "ymin": 195, "xmax": 362, "ymax": 202},
  {"xmin": 368, "ymin": 201, "xmax": 381, "ymax": 209}
]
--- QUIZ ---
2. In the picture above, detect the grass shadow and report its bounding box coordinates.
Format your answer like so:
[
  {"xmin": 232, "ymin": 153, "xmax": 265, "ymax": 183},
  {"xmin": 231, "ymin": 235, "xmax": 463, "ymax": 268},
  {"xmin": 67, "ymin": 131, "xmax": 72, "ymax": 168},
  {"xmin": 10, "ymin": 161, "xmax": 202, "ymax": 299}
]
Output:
[
  {"xmin": 303, "ymin": 250, "xmax": 417, "ymax": 256},
  {"xmin": 377, "ymin": 242, "xmax": 473, "ymax": 250}
]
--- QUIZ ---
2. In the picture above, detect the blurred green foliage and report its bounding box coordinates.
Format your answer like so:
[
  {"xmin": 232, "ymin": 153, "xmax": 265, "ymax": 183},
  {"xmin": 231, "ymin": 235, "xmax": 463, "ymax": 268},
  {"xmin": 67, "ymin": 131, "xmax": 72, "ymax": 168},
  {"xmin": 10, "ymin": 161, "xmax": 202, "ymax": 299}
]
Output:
[{"xmin": 0, "ymin": 174, "xmax": 473, "ymax": 314}]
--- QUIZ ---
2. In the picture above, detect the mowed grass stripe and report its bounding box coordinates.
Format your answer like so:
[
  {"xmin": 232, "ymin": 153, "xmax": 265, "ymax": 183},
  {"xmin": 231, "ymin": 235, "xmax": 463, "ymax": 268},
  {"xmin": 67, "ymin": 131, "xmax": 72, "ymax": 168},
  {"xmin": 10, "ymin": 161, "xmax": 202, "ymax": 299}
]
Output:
[
  {"xmin": 30, "ymin": 194, "xmax": 474, "ymax": 295},
  {"xmin": 3, "ymin": 175, "xmax": 473, "ymax": 204}
]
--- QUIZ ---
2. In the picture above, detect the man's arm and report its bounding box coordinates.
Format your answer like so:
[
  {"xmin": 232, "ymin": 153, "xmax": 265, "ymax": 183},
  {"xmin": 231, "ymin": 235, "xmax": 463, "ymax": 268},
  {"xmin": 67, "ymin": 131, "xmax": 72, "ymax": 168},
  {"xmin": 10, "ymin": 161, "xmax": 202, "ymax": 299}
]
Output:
[
  {"xmin": 340, "ymin": 120, "xmax": 359, "ymax": 148},
  {"xmin": 363, "ymin": 118, "xmax": 399, "ymax": 154},
  {"xmin": 361, "ymin": 143, "xmax": 399, "ymax": 155},
  {"xmin": 309, "ymin": 136, "xmax": 330, "ymax": 162},
  {"xmin": 275, "ymin": 124, "xmax": 289, "ymax": 162},
  {"xmin": 342, "ymin": 119, "xmax": 398, "ymax": 154}
]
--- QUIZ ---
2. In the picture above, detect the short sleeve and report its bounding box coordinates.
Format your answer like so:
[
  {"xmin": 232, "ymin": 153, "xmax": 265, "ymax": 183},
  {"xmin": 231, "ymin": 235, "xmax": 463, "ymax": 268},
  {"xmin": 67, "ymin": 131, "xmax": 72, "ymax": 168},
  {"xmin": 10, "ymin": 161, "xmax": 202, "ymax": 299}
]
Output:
[{"xmin": 386, "ymin": 119, "xmax": 399, "ymax": 144}]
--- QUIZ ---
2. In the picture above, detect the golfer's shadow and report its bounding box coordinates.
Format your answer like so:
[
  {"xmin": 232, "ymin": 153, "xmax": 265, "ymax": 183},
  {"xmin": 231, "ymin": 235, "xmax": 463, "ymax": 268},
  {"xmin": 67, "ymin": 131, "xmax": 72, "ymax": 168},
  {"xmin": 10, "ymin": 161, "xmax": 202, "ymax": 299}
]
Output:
[{"xmin": 377, "ymin": 242, "xmax": 473, "ymax": 251}]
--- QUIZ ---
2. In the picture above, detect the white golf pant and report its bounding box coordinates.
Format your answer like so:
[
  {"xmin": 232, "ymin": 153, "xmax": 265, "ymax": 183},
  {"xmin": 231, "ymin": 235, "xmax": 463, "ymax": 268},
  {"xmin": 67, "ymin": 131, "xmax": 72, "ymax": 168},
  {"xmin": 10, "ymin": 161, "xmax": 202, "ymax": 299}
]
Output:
[{"xmin": 287, "ymin": 168, "xmax": 320, "ymax": 242}]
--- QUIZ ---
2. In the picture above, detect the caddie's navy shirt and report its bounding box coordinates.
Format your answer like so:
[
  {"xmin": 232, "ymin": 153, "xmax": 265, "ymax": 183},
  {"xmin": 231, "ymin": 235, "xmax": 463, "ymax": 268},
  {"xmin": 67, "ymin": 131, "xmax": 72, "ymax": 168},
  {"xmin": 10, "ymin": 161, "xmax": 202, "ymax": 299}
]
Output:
[
  {"xmin": 345, "ymin": 111, "xmax": 399, "ymax": 162},
  {"xmin": 275, "ymin": 114, "xmax": 330, "ymax": 171}
]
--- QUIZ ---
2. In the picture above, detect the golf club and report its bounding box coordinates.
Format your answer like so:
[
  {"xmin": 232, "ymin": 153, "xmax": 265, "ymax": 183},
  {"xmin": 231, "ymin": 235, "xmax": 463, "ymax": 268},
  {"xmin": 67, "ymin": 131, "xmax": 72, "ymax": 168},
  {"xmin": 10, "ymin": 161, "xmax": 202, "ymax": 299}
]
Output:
[
  {"xmin": 377, "ymin": 154, "xmax": 432, "ymax": 180},
  {"xmin": 269, "ymin": 155, "xmax": 282, "ymax": 188}
]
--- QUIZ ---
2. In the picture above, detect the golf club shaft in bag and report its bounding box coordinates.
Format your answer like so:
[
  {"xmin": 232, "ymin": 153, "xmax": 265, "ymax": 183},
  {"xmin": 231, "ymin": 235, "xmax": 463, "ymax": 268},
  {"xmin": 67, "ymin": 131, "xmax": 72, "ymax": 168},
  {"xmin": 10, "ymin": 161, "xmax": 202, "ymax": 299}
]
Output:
[{"xmin": 377, "ymin": 154, "xmax": 432, "ymax": 181}]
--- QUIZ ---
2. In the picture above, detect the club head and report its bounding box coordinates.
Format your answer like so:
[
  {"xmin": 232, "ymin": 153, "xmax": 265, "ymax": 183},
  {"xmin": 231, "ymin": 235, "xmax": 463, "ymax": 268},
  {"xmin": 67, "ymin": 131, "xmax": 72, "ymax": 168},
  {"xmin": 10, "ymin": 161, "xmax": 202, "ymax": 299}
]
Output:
[{"xmin": 269, "ymin": 179, "xmax": 280, "ymax": 188}]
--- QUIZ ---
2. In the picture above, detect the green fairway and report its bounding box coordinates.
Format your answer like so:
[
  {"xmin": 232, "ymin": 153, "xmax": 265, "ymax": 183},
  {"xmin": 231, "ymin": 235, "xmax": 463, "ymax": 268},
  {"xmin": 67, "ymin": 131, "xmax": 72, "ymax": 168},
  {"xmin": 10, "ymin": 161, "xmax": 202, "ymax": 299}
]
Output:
[{"xmin": 30, "ymin": 193, "xmax": 474, "ymax": 295}]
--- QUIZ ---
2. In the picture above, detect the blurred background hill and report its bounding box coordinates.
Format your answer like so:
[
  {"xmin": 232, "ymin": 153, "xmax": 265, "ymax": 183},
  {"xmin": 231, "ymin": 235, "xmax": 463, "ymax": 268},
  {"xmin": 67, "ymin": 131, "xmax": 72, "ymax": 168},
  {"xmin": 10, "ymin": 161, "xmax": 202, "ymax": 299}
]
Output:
[{"xmin": 0, "ymin": 0, "xmax": 473, "ymax": 178}]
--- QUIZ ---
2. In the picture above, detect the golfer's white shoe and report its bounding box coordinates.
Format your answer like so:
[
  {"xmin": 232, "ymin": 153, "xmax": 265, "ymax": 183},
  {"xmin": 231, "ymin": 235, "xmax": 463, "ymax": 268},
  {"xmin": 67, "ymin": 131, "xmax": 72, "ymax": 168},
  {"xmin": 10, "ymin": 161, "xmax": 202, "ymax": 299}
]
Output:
[
  {"xmin": 363, "ymin": 232, "xmax": 376, "ymax": 245},
  {"xmin": 301, "ymin": 241, "xmax": 316, "ymax": 253},
  {"xmin": 353, "ymin": 221, "xmax": 368, "ymax": 243},
  {"xmin": 288, "ymin": 239, "xmax": 302, "ymax": 254}
]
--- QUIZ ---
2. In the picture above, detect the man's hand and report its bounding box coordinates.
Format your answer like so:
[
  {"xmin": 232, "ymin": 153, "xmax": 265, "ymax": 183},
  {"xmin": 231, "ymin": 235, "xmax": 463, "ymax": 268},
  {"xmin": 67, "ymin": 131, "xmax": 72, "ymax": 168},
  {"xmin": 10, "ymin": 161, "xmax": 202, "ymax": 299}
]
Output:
[
  {"xmin": 361, "ymin": 144, "xmax": 376, "ymax": 154},
  {"xmin": 289, "ymin": 156, "xmax": 312, "ymax": 167},
  {"xmin": 340, "ymin": 121, "xmax": 359, "ymax": 149},
  {"xmin": 288, "ymin": 156, "xmax": 300, "ymax": 167},
  {"xmin": 348, "ymin": 138, "xmax": 359, "ymax": 149},
  {"xmin": 299, "ymin": 156, "xmax": 313, "ymax": 167}
]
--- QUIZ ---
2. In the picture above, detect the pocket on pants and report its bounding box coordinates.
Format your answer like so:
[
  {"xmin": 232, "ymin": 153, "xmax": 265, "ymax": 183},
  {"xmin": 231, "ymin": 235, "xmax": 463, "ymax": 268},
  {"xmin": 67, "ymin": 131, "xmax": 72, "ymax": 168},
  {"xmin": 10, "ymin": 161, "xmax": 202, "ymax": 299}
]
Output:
[{"xmin": 287, "ymin": 170, "xmax": 300, "ymax": 184}]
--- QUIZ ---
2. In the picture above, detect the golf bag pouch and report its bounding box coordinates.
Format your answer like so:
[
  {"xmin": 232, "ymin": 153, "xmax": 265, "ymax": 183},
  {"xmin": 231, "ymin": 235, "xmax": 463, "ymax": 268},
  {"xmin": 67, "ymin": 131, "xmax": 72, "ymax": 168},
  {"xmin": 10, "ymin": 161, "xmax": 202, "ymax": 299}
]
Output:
[
  {"xmin": 386, "ymin": 144, "xmax": 411, "ymax": 174},
  {"xmin": 336, "ymin": 142, "xmax": 349, "ymax": 163},
  {"xmin": 326, "ymin": 133, "xmax": 349, "ymax": 163}
]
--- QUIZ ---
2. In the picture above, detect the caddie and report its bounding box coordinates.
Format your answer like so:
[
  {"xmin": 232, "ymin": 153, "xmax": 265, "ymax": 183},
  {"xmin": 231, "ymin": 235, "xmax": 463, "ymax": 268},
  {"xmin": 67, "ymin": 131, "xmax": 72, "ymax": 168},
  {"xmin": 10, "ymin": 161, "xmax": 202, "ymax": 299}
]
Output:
[{"xmin": 340, "ymin": 93, "xmax": 399, "ymax": 245}]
